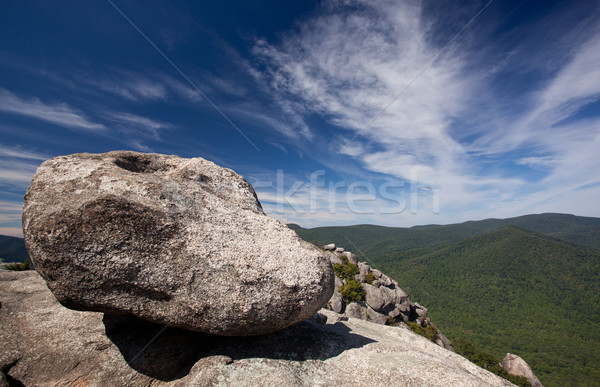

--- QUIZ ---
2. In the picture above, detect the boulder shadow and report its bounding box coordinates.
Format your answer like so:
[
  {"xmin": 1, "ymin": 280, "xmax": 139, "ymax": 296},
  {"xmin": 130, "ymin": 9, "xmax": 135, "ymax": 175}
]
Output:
[{"xmin": 103, "ymin": 313, "xmax": 376, "ymax": 382}]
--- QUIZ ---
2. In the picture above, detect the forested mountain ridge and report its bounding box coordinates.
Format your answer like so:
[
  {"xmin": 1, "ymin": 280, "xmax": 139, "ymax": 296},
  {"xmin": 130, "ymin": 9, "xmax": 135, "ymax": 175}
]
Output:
[
  {"xmin": 293, "ymin": 214, "xmax": 600, "ymax": 386},
  {"xmin": 384, "ymin": 226, "xmax": 600, "ymax": 386},
  {"xmin": 294, "ymin": 213, "xmax": 600, "ymax": 255}
]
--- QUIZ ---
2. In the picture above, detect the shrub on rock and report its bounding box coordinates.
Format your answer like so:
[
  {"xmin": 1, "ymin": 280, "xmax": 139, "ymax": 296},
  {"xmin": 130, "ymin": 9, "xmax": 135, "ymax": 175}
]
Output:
[{"xmin": 339, "ymin": 280, "xmax": 366, "ymax": 302}]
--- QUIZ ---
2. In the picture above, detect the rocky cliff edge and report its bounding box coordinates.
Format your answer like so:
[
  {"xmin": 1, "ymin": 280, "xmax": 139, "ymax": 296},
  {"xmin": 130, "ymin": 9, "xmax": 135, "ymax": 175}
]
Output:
[{"xmin": 0, "ymin": 270, "xmax": 514, "ymax": 386}]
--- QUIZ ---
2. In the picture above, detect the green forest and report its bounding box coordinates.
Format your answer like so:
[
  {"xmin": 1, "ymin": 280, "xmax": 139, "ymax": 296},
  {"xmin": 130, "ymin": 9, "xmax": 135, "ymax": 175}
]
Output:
[{"xmin": 295, "ymin": 213, "xmax": 600, "ymax": 386}]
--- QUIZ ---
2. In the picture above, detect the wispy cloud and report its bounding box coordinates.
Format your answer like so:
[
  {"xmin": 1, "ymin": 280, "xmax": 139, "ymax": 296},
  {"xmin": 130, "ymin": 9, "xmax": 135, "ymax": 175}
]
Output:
[
  {"xmin": 105, "ymin": 111, "xmax": 174, "ymax": 131},
  {"xmin": 468, "ymin": 29, "xmax": 600, "ymax": 217},
  {"xmin": 228, "ymin": 104, "xmax": 312, "ymax": 140},
  {"xmin": 102, "ymin": 111, "xmax": 175, "ymax": 147},
  {"xmin": 250, "ymin": 0, "xmax": 600, "ymax": 222},
  {"xmin": 250, "ymin": 1, "xmax": 480, "ymax": 215},
  {"xmin": 0, "ymin": 88, "xmax": 105, "ymax": 130},
  {"xmin": 252, "ymin": 1, "xmax": 472, "ymax": 164},
  {"xmin": 0, "ymin": 200, "xmax": 22, "ymax": 222},
  {"xmin": 0, "ymin": 159, "xmax": 40, "ymax": 186},
  {"xmin": 0, "ymin": 145, "xmax": 48, "ymax": 161},
  {"xmin": 0, "ymin": 144, "xmax": 46, "ymax": 194},
  {"xmin": 89, "ymin": 76, "xmax": 168, "ymax": 101},
  {"xmin": 86, "ymin": 71, "xmax": 205, "ymax": 103},
  {"xmin": 204, "ymin": 74, "xmax": 248, "ymax": 98},
  {"xmin": 160, "ymin": 75, "xmax": 203, "ymax": 102},
  {"xmin": 0, "ymin": 145, "xmax": 42, "ymax": 237},
  {"xmin": 473, "ymin": 30, "xmax": 600, "ymax": 155},
  {"xmin": 531, "ymin": 36, "xmax": 600, "ymax": 124}
]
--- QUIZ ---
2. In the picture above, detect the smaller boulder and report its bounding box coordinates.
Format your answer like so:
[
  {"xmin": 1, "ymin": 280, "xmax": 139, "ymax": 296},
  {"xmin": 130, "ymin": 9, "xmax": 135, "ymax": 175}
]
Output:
[
  {"xmin": 502, "ymin": 353, "xmax": 543, "ymax": 387},
  {"xmin": 364, "ymin": 283, "xmax": 395, "ymax": 312},
  {"xmin": 366, "ymin": 306, "xmax": 388, "ymax": 325},
  {"xmin": 329, "ymin": 292, "xmax": 345, "ymax": 314},
  {"xmin": 414, "ymin": 303, "xmax": 428, "ymax": 317},
  {"xmin": 379, "ymin": 275, "xmax": 393, "ymax": 287},
  {"xmin": 357, "ymin": 262, "xmax": 370, "ymax": 278},
  {"xmin": 437, "ymin": 332, "xmax": 455, "ymax": 352},
  {"xmin": 328, "ymin": 252, "xmax": 344, "ymax": 265},
  {"xmin": 397, "ymin": 302, "xmax": 411, "ymax": 314},
  {"xmin": 344, "ymin": 302, "xmax": 367, "ymax": 320},
  {"xmin": 322, "ymin": 243, "xmax": 336, "ymax": 251},
  {"xmin": 394, "ymin": 288, "xmax": 410, "ymax": 305}
]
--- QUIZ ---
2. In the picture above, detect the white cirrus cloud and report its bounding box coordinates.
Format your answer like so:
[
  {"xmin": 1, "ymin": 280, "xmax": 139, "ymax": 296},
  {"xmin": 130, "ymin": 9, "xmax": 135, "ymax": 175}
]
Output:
[
  {"xmin": 90, "ymin": 76, "xmax": 168, "ymax": 101},
  {"xmin": 0, "ymin": 145, "xmax": 47, "ymax": 191},
  {"xmin": 0, "ymin": 145, "xmax": 48, "ymax": 161},
  {"xmin": 0, "ymin": 200, "xmax": 23, "ymax": 221},
  {"xmin": 102, "ymin": 111, "xmax": 175, "ymax": 141},
  {"xmin": 249, "ymin": 0, "xmax": 600, "ymax": 222},
  {"xmin": 0, "ymin": 88, "xmax": 105, "ymax": 130},
  {"xmin": 250, "ymin": 1, "xmax": 483, "ymax": 216},
  {"xmin": 86, "ymin": 72, "xmax": 205, "ymax": 103},
  {"xmin": 527, "ymin": 36, "xmax": 600, "ymax": 127},
  {"xmin": 0, "ymin": 159, "xmax": 39, "ymax": 186}
]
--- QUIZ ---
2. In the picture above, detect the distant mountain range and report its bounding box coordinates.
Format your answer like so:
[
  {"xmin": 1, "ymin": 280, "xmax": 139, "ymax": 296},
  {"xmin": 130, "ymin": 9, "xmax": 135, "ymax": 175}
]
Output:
[
  {"xmin": 0, "ymin": 235, "xmax": 29, "ymax": 263},
  {"xmin": 294, "ymin": 213, "xmax": 600, "ymax": 254},
  {"xmin": 293, "ymin": 213, "xmax": 600, "ymax": 387}
]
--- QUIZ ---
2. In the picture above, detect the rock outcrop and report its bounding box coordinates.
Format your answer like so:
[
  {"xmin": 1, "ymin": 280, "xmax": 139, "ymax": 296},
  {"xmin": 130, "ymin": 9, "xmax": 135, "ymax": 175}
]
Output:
[
  {"xmin": 502, "ymin": 353, "xmax": 543, "ymax": 387},
  {"xmin": 322, "ymin": 243, "xmax": 454, "ymax": 351},
  {"xmin": 21, "ymin": 151, "xmax": 334, "ymax": 336},
  {"xmin": 0, "ymin": 270, "xmax": 514, "ymax": 386}
]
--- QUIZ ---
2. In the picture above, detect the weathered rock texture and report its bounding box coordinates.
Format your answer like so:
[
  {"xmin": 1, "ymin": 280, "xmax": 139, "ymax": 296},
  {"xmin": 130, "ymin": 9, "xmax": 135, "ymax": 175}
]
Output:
[
  {"xmin": 502, "ymin": 353, "xmax": 543, "ymax": 387},
  {"xmin": 322, "ymin": 243, "xmax": 454, "ymax": 351},
  {"xmin": 0, "ymin": 270, "xmax": 514, "ymax": 386},
  {"xmin": 22, "ymin": 151, "xmax": 334, "ymax": 336}
]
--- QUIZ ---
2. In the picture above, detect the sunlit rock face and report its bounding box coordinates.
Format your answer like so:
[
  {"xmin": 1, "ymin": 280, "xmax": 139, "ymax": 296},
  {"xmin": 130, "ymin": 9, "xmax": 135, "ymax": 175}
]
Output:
[{"xmin": 22, "ymin": 151, "xmax": 334, "ymax": 336}]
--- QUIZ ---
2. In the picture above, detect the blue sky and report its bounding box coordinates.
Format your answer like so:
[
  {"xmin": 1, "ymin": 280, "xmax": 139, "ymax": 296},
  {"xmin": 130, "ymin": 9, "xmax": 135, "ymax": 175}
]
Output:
[{"xmin": 1, "ymin": 0, "xmax": 599, "ymax": 237}]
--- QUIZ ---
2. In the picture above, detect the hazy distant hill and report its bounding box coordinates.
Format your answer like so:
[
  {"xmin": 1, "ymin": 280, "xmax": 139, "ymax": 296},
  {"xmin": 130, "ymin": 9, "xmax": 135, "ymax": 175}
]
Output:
[
  {"xmin": 0, "ymin": 235, "xmax": 29, "ymax": 263},
  {"xmin": 294, "ymin": 213, "xmax": 600, "ymax": 255},
  {"xmin": 293, "ymin": 214, "xmax": 600, "ymax": 387},
  {"xmin": 286, "ymin": 223, "xmax": 303, "ymax": 231}
]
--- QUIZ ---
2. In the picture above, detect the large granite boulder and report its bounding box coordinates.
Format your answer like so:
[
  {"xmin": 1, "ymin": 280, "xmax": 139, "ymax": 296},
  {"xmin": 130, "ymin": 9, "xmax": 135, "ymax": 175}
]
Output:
[
  {"xmin": 21, "ymin": 151, "xmax": 334, "ymax": 336},
  {"xmin": 0, "ymin": 271, "xmax": 514, "ymax": 387},
  {"xmin": 502, "ymin": 353, "xmax": 543, "ymax": 387}
]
